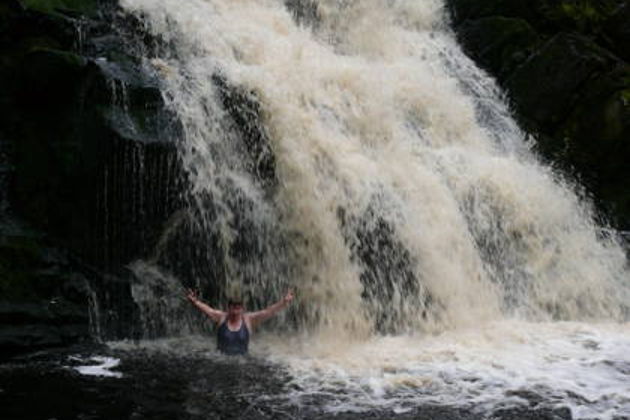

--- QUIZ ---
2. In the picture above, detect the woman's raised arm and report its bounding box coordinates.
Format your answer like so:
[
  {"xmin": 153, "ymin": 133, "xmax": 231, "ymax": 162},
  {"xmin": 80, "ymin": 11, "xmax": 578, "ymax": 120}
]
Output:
[
  {"xmin": 186, "ymin": 289, "xmax": 225, "ymax": 324},
  {"xmin": 247, "ymin": 290, "xmax": 294, "ymax": 326}
]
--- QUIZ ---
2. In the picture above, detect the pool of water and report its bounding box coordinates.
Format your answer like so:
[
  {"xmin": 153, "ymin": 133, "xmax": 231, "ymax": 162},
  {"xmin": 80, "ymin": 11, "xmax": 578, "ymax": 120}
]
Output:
[{"xmin": 2, "ymin": 321, "xmax": 628, "ymax": 419}]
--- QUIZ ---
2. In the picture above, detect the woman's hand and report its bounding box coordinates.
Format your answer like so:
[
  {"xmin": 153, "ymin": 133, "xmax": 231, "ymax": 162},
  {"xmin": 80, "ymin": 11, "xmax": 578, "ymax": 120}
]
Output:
[
  {"xmin": 186, "ymin": 288, "xmax": 199, "ymax": 304},
  {"xmin": 283, "ymin": 289, "xmax": 294, "ymax": 305},
  {"xmin": 185, "ymin": 288, "xmax": 225, "ymax": 323}
]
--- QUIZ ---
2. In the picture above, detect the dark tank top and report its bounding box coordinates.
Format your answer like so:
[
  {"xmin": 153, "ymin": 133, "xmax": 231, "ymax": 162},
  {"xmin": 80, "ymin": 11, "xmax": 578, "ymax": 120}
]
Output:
[{"xmin": 217, "ymin": 318, "xmax": 249, "ymax": 355}]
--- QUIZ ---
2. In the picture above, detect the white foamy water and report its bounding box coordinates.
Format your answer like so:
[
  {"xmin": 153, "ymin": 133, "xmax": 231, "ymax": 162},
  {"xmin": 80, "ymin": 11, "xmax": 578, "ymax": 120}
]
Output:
[
  {"xmin": 106, "ymin": 322, "xmax": 630, "ymax": 419},
  {"xmin": 120, "ymin": 0, "xmax": 628, "ymax": 330},
  {"xmin": 69, "ymin": 355, "xmax": 123, "ymax": 378},
  {"xmin": 116, "ymin": 0, "xmax": 630, "ymax": 417},
  {"xmin": 256, "ymin": 322, "xmax": 630, "ymax": 419}
]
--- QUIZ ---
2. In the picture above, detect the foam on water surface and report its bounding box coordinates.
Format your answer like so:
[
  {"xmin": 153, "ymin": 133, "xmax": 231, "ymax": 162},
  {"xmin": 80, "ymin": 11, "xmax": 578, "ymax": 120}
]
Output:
[
  {"xmin": 263, "ymin": 321, "xmax": 630, "ymax": 418},
  {"xmin": 108, "ymin": 321, "xmax": 630, "ymax": 419},
  {"xmin": 69, "ymin": 356, "xmax": 123, "ymax": 378}
]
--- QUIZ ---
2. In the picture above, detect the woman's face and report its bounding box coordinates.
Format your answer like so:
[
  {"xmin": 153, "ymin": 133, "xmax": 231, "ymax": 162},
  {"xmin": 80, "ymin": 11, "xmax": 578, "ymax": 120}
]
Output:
[{"xmin": 228, "ymin": 302, "xmax": 244, "ymax": 316}]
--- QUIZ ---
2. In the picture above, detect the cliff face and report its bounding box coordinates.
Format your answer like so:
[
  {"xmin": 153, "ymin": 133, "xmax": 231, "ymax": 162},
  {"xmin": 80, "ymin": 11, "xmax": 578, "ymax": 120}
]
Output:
[
  {"xmin": 0, "ymin": 0, "xmax": 186, "ymax": 358},
  {"xmin": 448, "ymin": 0, "xmax": 630, "ymax": 230}
]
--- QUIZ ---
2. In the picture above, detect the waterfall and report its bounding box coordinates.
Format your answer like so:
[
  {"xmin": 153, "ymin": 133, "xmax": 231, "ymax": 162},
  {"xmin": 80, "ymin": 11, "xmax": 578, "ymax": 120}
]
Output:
[{"xmin": 118, "ymin": 0, "xmax": 629, "ymax": 339}]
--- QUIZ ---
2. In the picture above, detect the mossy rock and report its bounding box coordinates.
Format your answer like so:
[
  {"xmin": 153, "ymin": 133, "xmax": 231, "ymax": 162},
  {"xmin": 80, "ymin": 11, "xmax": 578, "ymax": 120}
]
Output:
[
  {"xmin": 9, "ymin": 48, "xmax": 183, "ymax": 268},
  {"xmin": 553, "ymin": 67, "xmax": 630, "ymax": 227},
  {"xmin": 506, "ymin": 33, "xmax": 617, "ymax": 130},
  {"xmin": 458, "ymin": 17, "xmax": 541, "ymax": 83},
  {"xmin": 604, "ymin": 2, "xmax": 630, "ymax": 61},
  {"xmin": 537, "ymin": 0, "xmax": 621, "ymax": 34},
  {"xmin": 3, "ymin": 4, "xmax": 78, "ymax": 50},
  {"xmin": 19, "ymin": 0, "xmax": 97, "ymax": 16},
  {"xmin": 0, "ymin": 226, "xmax": 91, "ymax": 357},
  {"xmin": 0, "ymin": 0, "xmax": 177, "ymax": 351},
  {"xmin": 0, "ymin": 2, "xmax": 76, "ymax": 103},
  {"xmin": 18, "ymin": 47, "xmax": 87, "ymax": 107},
  {"xmin": 448, "ymin": 0, "xmax": 543, "ymax": 26},
  {"xmin": 0, "ymin": 235, "xmax": 44, "ymax": 268},
  {"xmin": 0, "ymin": 1, "xmax": 21, "ymax": 33},
  {"xmin": 560, "ymin": 79, "xmax": 630, "ymax": 173},
  {"xmin": 449, "ymin": 0, "xmax": 622, "ymax": 33},
  {"xmin": 0, "ymin": 233, "xmax": 70, "ymax": 301},
  {"xmin": 0, "ymin": 324, "xmax": 63, "ymax": 350}
]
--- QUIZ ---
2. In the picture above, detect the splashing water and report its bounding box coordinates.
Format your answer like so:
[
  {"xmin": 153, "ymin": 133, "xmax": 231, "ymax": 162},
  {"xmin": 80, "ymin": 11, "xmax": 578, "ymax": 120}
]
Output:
[{"xmin": 118, "ymin": 0, "xmax": 629, "ymax": 417}]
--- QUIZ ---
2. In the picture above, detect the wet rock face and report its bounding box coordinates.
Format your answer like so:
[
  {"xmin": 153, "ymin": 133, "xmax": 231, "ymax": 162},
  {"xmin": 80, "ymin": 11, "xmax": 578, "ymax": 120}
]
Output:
[
  {"xmin": 448, "ymin": 0, "xmax": 543, "ymax": 28},
  {"xmin": 212, "ymin": 74, "xmax": 277, "ymax": 188},
  {"xmin": 0, "ymin": 0, "xmax": 186, "ymax": 356},
  {"xmin": 448, "ymin": 0, "xmax": 630, "ymax": 230},
  {"xmin": 457, "ymin": 17, "xmax": 541, "ymax": 83},
  {"xmin": 0, "ymin": 231, "xmax": 91, "ymax": 359},
  {"xmin": 554, "ymin": 67, "xmax": 630, "ymax": 208},
  {"xmin": 605, "ymin": 3, "xmax": 630, "ymax": 61},
  {"xmin": 284, "ymin": 0, "xmax": 320, "ymax": 26},
  {"xmin": 3, "ymin": 3, "xmax": 185, "ymax": 270},
  {"xmin": 337, "ymin": 206, "xmax": 431, "ymax": 333},
  {"xmin": 506, "ymin": 33, "xmax": 616, "ymax": 128}
]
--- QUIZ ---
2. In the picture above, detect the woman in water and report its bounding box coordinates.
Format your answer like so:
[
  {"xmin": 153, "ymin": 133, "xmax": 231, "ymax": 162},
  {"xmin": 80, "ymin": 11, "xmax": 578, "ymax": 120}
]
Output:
[{"xmin": 185, "ymin": 288, "xmax": 294, "ymax": 355}]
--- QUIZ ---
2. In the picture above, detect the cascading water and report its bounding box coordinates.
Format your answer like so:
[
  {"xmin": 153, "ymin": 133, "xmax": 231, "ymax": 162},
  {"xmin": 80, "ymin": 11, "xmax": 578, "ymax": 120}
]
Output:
[{"xmin": 114, "ymin": 0, "xmax": 630, "ymax": 417}]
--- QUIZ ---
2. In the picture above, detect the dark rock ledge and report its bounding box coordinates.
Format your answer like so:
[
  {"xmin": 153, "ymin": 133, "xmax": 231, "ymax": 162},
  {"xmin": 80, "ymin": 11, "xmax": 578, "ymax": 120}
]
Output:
[{"xmin": 0, "ymin": 0, "xmax": 185, "ymax": 359}]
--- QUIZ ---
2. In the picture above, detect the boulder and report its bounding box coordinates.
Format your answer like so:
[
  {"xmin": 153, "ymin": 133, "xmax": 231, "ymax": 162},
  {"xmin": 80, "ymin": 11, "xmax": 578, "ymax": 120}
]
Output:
[
  {"xmin": 18, "ymin": 48, "xmax": 87, "ymax": 107},
  {"xmin": 4, "ymin": 1, "xmax": 79, "ymax": 49},
  {"xmin": 449, "ymin": 0, "xmax": 623, "ymax": 36},
  {"xmin": 604, "ymin": 3, "xmax": 630, "ymax": 61},
  {"xmin": 506, "ymin": 33, "xmax": 618, "ymax": 130},
  {"xmin": 18, "ymin": 0, "xmax": 97, "ymax": 16},
  {"xmin": 554, "ymin": 67, "xmax": 630, "ymax": 227},
  {"xmin": 535, "ymin": 0, "xmax": 623, "ymax": 35},
  {"xmin": 0, "ymin": 230, "xmax": 91, "ymax": 359},
  {"xmin": 458, "ymin": 17, "xmax": 541, "ymax": 84},
  {"xmin": 447, "ymin": 0, "xmax": 542, "ymax": 27}
]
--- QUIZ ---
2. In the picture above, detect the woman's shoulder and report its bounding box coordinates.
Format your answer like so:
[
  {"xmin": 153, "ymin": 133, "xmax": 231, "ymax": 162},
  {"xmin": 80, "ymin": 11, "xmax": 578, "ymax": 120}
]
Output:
[{"xmin": 242, "ymin": 314, "xmax": 254, "ymax": 331}]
